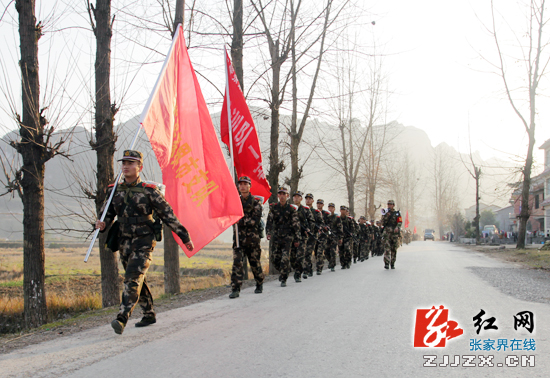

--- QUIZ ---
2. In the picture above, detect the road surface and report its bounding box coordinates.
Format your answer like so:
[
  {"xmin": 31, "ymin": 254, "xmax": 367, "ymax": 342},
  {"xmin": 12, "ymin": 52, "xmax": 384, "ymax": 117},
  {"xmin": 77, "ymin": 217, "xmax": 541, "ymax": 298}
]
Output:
[{"xmin": 1, "ymin": 241, "xmax": 549, "ymax": 377}]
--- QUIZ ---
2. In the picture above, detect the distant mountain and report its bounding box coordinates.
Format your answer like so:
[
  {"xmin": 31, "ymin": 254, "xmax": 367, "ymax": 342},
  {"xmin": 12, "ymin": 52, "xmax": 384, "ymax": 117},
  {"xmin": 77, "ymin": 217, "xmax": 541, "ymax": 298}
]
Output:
[{"xmin": 0, "ymin": 111, "xmax": 515, "ymax": 240}]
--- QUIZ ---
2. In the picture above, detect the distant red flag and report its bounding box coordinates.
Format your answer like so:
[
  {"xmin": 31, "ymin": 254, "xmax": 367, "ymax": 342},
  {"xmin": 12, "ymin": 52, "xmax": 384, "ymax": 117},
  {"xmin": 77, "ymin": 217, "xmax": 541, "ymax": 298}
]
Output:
[
  {"xmin": 220, "ymin": 50, "xmax": 271, "ymax": 203},
  {"xmin": 405, "ymin": 211, "xmax": 410, "ymax": 228},
  {"xmin": 140, "ymin": 25, "xmax": 243, "ymax": 257},
  {"xmin": 414, "ymin": 226, "xmax": 417, "ymax": 234}
]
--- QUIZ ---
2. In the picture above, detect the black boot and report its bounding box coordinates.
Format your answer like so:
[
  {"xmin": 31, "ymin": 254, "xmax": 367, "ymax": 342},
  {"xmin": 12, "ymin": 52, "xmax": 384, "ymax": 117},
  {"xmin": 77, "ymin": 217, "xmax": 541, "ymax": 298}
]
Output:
[
  {"xmin": 135, "ymin": 316, "xmax": 157, "ymax": 327},
  {"xmin": 254, "ymin": 284, "xmax": 263, "ymax": 293},
  {"xmin": 384, "ymin": 263, "xmax": 389, "ymax": 269},
  {"xmin": 294, "ymin": 272, "xmax": 302, "ymax": 283},
  {"xmin": 391, "ymin": 264, "xmax": 395, "ymax": 269},
  {"xmin": 302, "ymin": 273, "xmax": 308, "ymax": 279},
  {"xmin": 111, "ymin": 318, "xmax": 126, "ymax": 335},
  {"xmin": 229, "ymin": 290, "xmax": 240, "ymax": 298},
  {"xmin": 281, "ymin": 281, "xmax": 287, "ymax": 287}
]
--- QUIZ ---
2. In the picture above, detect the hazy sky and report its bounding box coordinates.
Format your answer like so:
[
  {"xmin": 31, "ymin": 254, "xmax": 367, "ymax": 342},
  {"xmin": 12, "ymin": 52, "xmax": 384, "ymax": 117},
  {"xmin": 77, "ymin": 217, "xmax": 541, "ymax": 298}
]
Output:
[{"xmin": 1, "ymin": 0, "xmax": 549, "ymax": 168}]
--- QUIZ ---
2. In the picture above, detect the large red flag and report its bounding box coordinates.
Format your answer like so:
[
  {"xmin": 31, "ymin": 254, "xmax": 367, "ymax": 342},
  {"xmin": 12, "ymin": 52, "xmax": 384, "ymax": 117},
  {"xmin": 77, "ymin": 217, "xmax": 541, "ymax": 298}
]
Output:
[
  {"xmin": 220, "ymin": 50, "xmax": 271, "ymax": 203},
  {"xmin": 140, "ymin": 25, "xmax": 243, "ymax": 257},
  {"xmin": 405, "ymin": 211, "xmax": 410, "ymax": 228}
]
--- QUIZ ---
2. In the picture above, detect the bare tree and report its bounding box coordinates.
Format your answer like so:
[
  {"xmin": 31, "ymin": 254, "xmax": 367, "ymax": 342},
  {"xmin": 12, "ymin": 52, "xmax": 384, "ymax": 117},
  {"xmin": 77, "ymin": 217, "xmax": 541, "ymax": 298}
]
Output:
[
  {"xmin": 11, "ymin": 0, "xmax": 69, "ymax": 328},
  {"xmin": 459, "ymin": 126, "xmax": 482, "ymax": 245},
  {"xmin": 87, "ymin": 0, "xmax": 121, "ymax": 307},
  {"xmin": 431, "ymin": 144, "xmax": 460, "ymax": 239},
  {"xmin": 488, "ymin": 0, "xmax": 550, "ymax": 248}
]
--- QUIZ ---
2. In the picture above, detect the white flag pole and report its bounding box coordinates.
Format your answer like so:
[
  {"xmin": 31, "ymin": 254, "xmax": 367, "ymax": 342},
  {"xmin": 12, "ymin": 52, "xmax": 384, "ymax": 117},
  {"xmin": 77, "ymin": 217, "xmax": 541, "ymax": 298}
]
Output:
[
  {"xmin": 84, "ymin": 125, "xmax": 144, "ymax": 262},
  {"xmin": 224, "ymin": 47, "xmax": 240, "ymax": 249},
  {"xmin": 85, "ymin": 26, "xmax": 183, "ymax": 262}
]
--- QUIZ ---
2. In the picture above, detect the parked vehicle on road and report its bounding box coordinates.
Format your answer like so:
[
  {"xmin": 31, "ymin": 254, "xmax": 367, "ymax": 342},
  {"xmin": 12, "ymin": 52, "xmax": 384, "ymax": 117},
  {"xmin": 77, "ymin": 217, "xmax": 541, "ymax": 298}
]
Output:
[{"xmin": 424, "ymin": 229, "xmax": 435, "ymax": 241}]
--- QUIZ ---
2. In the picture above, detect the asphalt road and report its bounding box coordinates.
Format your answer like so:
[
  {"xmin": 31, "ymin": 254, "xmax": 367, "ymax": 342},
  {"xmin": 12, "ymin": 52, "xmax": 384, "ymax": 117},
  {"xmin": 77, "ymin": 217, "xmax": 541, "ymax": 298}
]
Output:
[{"xmin": 2, "ymin": 241, "xmax": 549, "ymax": 377}]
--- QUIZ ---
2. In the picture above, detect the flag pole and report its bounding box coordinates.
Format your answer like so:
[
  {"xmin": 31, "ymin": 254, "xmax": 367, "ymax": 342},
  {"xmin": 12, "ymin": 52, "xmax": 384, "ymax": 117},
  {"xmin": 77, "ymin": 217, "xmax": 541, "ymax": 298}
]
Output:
[
  {"xmin": 224, "ymin": 47, "xmax": 240, "ymax": 249},
  {"xmin": 84, "ymin": 125, "xmax": 143, "ymax": 262}
]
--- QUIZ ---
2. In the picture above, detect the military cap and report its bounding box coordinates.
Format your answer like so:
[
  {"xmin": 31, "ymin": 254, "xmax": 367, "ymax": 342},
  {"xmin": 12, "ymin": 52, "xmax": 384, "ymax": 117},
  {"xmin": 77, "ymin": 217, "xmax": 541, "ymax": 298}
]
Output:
[
  {"xmin": 340, "ymin": 205, "xmax": 347, "ymax": 210},
  {"xmin": 238, "ymin": 176, "xmax": 252, "ymax": 185},
  {"xmin": 387, "ymin": 199, "xmax": 395, "ymax": 205},
  {"xmin": 317, "ymin": 199, "xmax": 324, "ymax": 204},
  {"xmin": 293, "ymin": 191, "xmax": 303, "ymax": 197},
  {"xmin": 118, "ymin": 150, "xmax": 143, "ymax": 163},
  {"xmin": 278, "ymin": 187, "xmax": 289, "ymax": 194},
  {"xmin": 305, "ymin": 193, "xmax": 314, "ymax": 199},
  {"xmin": 328, "ymin": 202, "xmax": 335, "ymax": 207},
  {"xmin": 359, "ymin": 215, "xmax": 366, "ymax": 220}
]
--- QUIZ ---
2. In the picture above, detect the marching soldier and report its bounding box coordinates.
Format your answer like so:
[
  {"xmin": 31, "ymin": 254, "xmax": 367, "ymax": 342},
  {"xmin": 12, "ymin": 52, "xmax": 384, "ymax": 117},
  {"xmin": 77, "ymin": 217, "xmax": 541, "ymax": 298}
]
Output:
[
  {"xmin": 350, "ymin": 215, "xmax": 360, "ymax": 264},
  {"xmin": 374, "ymin": 221, "xmax": 383, "ymax": 256},
  {"xmin": 325, "ymin": 203, "xmax": 343, "ymax": 271},
  {"xmin": 266, "ymin": 187, "xmax": 301, "ymax": 286},
  {"xmin": 315, "ymin": 199, "xmax": 330, "ymax": 275},
  {"xmin": 229, "ymin": 176, "xmax": 265, "ymax": 299},
  {"xmin": 304, "ymin": 193, "xmax": 324, "ymax": 278},
  {"xmin": 96, "ymin": 150, "xmax": 194, "ymax": 335},
  {"xmin": 290, "ymin": 191, "xmax": 313, "ymax": 282},
  {"xmin": 381, "ymin": 199, "xmax": 403, "ymax": 269},
  {"xmin": 339, "ymin": 206, "xmax": 354, "ymax": 269},
  {"xmin": 358, "ymin": 216, "xmax": 370, "ymax": 262}
]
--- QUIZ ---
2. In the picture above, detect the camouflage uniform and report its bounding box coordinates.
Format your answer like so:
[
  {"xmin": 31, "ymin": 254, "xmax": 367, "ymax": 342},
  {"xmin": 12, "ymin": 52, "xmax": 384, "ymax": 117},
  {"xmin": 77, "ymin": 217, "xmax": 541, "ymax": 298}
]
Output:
[
  {"xmin": 101, "ymin": 176, "xmax": 190, "ymax": 325},
  {"xmin": 302, "ymin": 197, "xmax": 321, "ymax": 277},
  {"xmin": 290, "ymin": 199, "xmax": 314, "ymax": 281},
  {"xmin": 266, "ymin": 198, "xmax": 301, "ymax": 284},
  {"xmin": 325, "ymin": 208, "xmax": 343, "ymax": 270},
  {"xmin": 381, "ymin": 205, "xmax": 402, "ymax": 268},
  {"xmin": 340, "ymin": 211, "xmax": 354, "ymax": 269},
  {"xmin": 350, "ymin": 216, "xmax": 360, "ymax": 263},
  {"xmin": 231, "ymin": 194, "xmax": 265, "ymax": 292},
  {"xmin": 314, "ymin": 206, "xmax": 330, "ymax": 273},
  {"xmin": 358, "ymin": 220, "xmax": 370, "ymax": 261}
]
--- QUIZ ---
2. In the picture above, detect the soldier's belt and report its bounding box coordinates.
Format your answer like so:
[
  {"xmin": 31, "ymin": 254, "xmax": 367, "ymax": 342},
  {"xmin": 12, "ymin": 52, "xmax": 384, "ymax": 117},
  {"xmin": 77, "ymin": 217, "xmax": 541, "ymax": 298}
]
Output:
[{"xmin": 118, "ymin": 214, "xmax": 154, "ymax": 224}]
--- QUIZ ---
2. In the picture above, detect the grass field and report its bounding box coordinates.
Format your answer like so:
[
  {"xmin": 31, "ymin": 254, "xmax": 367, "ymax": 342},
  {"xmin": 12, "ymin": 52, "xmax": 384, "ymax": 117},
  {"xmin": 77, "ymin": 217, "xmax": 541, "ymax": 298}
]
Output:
[{"xmin": 0, "ymin": 242, "xmax": 270, "ymax": 334}]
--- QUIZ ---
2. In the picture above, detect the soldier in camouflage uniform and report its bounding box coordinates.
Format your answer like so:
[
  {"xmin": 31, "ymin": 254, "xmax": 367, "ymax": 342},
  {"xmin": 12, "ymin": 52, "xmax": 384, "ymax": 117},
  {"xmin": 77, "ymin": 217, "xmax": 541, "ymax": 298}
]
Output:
[
  {"xmin": 381, "ymin": 199, "xmax": 403, "ymax": 269},
  {"xmin": 314, "ymin": 199, "xmax": 330, "ymax": 274},
  {"xmin": 96, "ymin": 150, "xmax": 194, "ymax": 335},
  {"xmin": 266, "ymin": 187, "xmax": 301, "ymax": 286},
  {"xmin": 303, "ymin": 193, "xmax": 323, "ymax": 278},
  {"xmin": 374, "ymin": 221, "xmax": 383, "ymax": 256},
  {"xmin": 289, "ymin": 191, "xmax": 312, "ymax": 282},
  {"xmin": 350, "ymin": 215, "xmax": 360, "ymax": 264},
  {"xmin": 229, "ymin": 176, "xmax": 265, "ymax": 299},
  {"xmin": 325, "ymin": 203, "xmax": 343, "ymax": 272},
  {"xmin": 339, "ymin": 206, "xmax": 354, "ymax": 269},
  {"xmin": 358, "ymin": 216, "xmax": 370, "ymax": 262}
]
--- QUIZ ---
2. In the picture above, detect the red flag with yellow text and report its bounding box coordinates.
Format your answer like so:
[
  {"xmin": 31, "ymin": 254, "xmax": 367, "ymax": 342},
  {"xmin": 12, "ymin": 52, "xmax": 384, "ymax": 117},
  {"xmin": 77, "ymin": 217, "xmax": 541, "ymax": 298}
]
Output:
[
  {"xmin": 220, "ymin": 50, "xmax": 271, "ymax": 202},
  {"xmin": 405, "ymin": 211, "xmax": 410, "ymax": 228},
  {"xmin": 140, "ymin": 25, "xmax": 243, "ymax": 257}
]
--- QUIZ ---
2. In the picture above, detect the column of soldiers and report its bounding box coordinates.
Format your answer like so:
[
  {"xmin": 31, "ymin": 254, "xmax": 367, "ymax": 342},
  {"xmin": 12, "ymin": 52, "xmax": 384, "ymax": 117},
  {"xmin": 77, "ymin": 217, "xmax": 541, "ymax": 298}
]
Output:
[
  {"xmin": 96, "ymin": 152, "xmax": 407, "ymax": 334},
  {"xmin": 230, "ymin": 185, "xmax": 406, "ymax": 293}
]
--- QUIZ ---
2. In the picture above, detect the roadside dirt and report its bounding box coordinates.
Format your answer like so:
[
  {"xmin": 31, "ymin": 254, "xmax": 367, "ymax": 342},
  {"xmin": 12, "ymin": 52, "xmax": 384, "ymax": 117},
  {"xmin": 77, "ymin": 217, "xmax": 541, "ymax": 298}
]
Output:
[{"xmin": 0, "ymin": 275, "xmax": 276, "ymax": 355}]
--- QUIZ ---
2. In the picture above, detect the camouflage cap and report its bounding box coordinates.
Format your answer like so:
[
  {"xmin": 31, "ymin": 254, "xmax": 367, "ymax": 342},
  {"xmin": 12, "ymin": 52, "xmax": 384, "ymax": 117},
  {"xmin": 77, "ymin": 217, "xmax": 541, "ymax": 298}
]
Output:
[
  {"xmin": 293, "ymin": 191, "xmax": 303, "ymax": 197},
  {"xmin": 305, "ymin": 193, "xmax": 314, "ymax": 199},
  {"xmin": 387, "ymin": 199, "xmax": 395, "ymax": 205},
  {"xmin": 238, "ymin": 176, "xmax": 252, "ymax": 185},
  {"xmin": 278, "ymin": 187, "xmax": 289, "ymax": 194},
  {"xmin": 317, "ymin": 199, "xmax": 324, "ymax": 204},
  {"xmin": 328, "ymin": 202, "xmax": 335, "ymax": 207},
  {"xmin": 340, "ymin": 205, "xmax": 347, "ymax": 210},
  {"xmin": 118, "ymin": 150, "xmax": 143, "ymax": 163},
  {"xmin": 359, "ymin": 215, "xmax": 366, "ymax": 220}
]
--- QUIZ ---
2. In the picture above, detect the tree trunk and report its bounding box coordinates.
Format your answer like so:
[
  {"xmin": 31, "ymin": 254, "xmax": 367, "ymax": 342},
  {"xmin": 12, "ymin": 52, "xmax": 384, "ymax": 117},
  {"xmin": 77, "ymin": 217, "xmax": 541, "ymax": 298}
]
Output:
[
  {"xmin": 92, "ymin": 0, "xmax": 120, "ymax": 308},
  {"xmin": 474, "ymin": 174, "xmax": 480, "ymax": 245},
  {"xmin": 517, "ymin": 131, "xmax": 535, "ymax": 249},
  {"xmin": 163, "ymin": 225, "xmax": 181, "ymax": 293},
  {"xmin": 231, "ymin": 0, "xmax": 243, "ymax": 90},
  {"xmin": 267, "ymin": 56, "xmax": 282, "ymax": 204},
  {"xmin": 17, "ymin": 0, "xmax": 48, "ymax": 328},
  {"xmin": 162, "ymin": 0, "xmax": 186, "ymax": 291}
]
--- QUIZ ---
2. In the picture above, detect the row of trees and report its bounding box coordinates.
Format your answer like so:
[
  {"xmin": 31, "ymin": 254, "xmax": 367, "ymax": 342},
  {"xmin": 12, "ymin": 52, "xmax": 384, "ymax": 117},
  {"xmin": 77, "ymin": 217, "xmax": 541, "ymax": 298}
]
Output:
[{"xmin": 1, "ymin": 0, "xmax": 548, "ymax": 330}]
